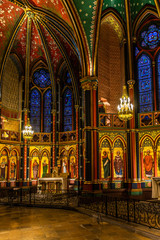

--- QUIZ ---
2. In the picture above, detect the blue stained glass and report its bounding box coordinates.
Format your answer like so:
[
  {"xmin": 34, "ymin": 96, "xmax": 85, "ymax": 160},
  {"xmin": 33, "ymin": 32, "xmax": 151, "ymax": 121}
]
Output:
[
  {"xmin": 66, "ymin": 72, "xmax": 71, "ymax": 84},
  {"xmin": 44, "ymin": 89, "xmax": 52, "ymax": 133},
  {"xmin": 138, "ymin": 54, "xmax": 153, "ymax": 112},
  {"xmin": 140, "ymin": 93, "xmax": 152, "ymax": 104},
  {"xmin": 64, "ymin": 106, "xmax": 72, "ymax": 116},
  {"xmin": 63, "ymin": 88, "xmax": 72, "ymax": 131},
  {"xmin": 135, "ymin": 47, "xmax": 139, "ymax": 56},
  {"xmin": 141, "ymin": 25, "xmax": 160, "ymax": 49},
  {"xmin": 64, "ymin": 116, "xmax": 72, "ymax": 125},
  {"xmin": 140, "ymin": 105, "xmax": 153, "ymax": 113},
  {"xmin": 157, "ymin": 54, "xmax": 160, "ymax": 109},
  {"xmin": 30, "ymin": 89, "xmax": 41, "ymax": 132},
  {"xmin": 139, "ymin": 79, "xmax": 151, "ymax": 92},
  {"xmin": 33, "ymin": 69, "xmax": 51, "ymax": 88},
  {"xmin": 64, "ymin": 90, "xmax": 72, "ymax": 106},
  {"xmin": 64, "ymin": 125, "xmax": 72, "ymax": 132}
]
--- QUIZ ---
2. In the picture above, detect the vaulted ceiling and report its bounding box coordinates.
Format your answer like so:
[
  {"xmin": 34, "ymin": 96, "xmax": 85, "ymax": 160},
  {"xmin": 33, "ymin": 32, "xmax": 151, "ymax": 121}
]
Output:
[{"xmin": 0, "ymin": 0, "xmax": 158, "ymax": 79}]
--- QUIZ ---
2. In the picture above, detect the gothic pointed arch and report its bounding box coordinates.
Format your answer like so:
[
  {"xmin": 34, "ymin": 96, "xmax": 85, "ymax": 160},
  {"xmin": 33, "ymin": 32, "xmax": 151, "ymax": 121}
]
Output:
[{"xmin": 98, "ymin": 11, "xmax": 125, "ymax": 113}]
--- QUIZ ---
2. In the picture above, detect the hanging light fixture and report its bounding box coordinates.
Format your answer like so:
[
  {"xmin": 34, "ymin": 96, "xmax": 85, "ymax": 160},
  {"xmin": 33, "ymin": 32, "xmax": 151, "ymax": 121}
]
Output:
[
  {"xmin": 117, "ymin": 85, "xmax": 133, "ymax": 121},
  {"xmin": 22, "ymin": 118, "xmax": 34, "ymax": 140}
]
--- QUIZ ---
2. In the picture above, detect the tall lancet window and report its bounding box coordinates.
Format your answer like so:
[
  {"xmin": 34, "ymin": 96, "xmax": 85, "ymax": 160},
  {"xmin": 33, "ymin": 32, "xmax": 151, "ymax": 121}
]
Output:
[
  {"xmin": 30, "ymin": 69, "xmax": 52, "ymax": 132},
  {"xmin": 137, "ymin": 54, "xmax": 153, "ymax": 112},
  {"xmin": 30, "ymin": 88, "xmax": 41, "ymax": 132},
  {"xmin": 156, "ymin": 53, "xmax": 160, "ymax": 109},
  {"xmin": 63, "ymin": 88, "xmax": 72, "ymax": 131}
]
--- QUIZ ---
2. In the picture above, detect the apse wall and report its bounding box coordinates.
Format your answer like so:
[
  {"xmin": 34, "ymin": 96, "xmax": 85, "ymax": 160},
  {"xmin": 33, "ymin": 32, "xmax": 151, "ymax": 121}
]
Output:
[
  {"xmin": 98, "ymin": 22, "xmax": 123, "ymax": 113},
  {"xmin": 2, "ymin": 57, "xmax": 20, "ymax": 112}
]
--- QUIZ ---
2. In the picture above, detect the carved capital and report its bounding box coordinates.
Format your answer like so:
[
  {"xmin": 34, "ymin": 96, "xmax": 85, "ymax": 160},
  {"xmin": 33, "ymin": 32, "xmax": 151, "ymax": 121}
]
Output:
[
  {"xmin": 23, "ymin": 108, "xmax": 28, "ymax": 115},
  {"xmin": 21, "ymin": 76, "xmax": 25, "ymax": 82},
  {"xmin": 140, "ymin": 147, "xmax": 143, "ymax": 153},
  {"xmin": 132, "ymin": 36, "xmax": 137, "ymax": 43},
  {"xmin": 51, "ymin": 109, "xmax": 56, "ymax": 115},
  {"xmin": 127, "ymin": 79, "xmax": 135, "ymax": 89},
  {"xmin": 75, "ymin": 105, "xmax": 79, "ymax": 111},
  {"xmin": 154, "ymin": 146, "xmax": 157, "ymax": 152},
  {"xmin": 92, "ymin": 81, "xmax": 98, "ymax": 90},
  {"xmin": 80, "ymin": 76, "xmax": 98, "ymax": 91},
  {"xmin": 57, "ymin": 78, "xmax": 60, "ymax": 84}
]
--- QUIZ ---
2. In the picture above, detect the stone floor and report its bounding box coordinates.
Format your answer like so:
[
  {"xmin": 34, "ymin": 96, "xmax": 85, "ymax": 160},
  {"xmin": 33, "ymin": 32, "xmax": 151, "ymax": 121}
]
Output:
[{"xmin": 0, "ymin": 205, "xmax": 154, "ymax": 240}]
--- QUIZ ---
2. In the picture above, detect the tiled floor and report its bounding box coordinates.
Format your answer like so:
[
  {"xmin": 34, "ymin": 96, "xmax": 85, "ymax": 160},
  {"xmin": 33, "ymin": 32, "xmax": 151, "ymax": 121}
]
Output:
[{"xmin": 0, "ymin": 205, "xmax": 152, "ymax": 240}]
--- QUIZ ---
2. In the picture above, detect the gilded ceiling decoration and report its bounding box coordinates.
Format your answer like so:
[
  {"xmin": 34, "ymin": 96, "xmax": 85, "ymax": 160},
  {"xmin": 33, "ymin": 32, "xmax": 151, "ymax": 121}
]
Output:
[
  {"xmin": 102, "ymin": 15, "xmax": 124, "ymax": 42},
  {"xmin": 0, "ymin": 0, "xmax": 157, "ymax": 78}
]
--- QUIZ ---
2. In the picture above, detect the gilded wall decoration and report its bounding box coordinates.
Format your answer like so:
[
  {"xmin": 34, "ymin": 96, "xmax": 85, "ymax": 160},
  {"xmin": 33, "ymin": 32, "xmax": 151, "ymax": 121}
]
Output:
[
  {"xmin": 99, "ymin": 131, "xmax": 127, "ymax": 141},
  {"xmin": 139, "ymin": 130, "xmax": 160, "ymax": 141}
]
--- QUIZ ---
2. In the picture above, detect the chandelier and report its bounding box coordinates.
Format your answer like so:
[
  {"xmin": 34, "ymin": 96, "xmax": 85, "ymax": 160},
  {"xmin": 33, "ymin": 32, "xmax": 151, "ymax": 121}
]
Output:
[
  {"xmin": 22, "ymin": 118, "xmax": 34, "ymax": 140},
  {"xmin": 117, "ymin": 85, "xmax": 133, "ymax": 121}
]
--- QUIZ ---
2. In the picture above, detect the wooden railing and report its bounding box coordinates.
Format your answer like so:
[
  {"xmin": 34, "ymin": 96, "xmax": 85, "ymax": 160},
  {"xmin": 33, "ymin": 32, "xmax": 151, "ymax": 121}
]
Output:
[
  {"xmin": 0, "ymin": 130, "xmax": 20, "ymax": 142},
  {"xmin": 59, "ymin": 131, "xmax": 76, "ymax": 142},
  {"xmin": 139, "ymin": 111, "xmax": 160, "ymax": 128},
  {"xmin": 99, "ymin": 113, "xmax": 126, "ymax": 128}
]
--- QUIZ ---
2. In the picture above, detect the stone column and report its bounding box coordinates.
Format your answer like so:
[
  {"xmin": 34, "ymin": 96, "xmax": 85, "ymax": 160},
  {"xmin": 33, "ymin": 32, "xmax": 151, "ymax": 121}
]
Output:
[
  {"xmin": 80, "ymin": 77, "xmax": 99, "ymax": 189},
  {"xmin": 75, "ymin": 105, "xmax": 79, "ymax": 179}
]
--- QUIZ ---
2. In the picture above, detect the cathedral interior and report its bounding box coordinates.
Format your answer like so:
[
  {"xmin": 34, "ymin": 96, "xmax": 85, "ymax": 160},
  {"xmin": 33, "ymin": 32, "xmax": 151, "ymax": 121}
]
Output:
[{"xmin": 0, "ymin": 0, "xmax": 160, "ymax": 199}]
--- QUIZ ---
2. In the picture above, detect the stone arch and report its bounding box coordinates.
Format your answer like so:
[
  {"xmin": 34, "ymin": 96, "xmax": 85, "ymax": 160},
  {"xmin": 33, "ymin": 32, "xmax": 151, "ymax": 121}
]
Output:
[{"xmin": 98, "ymin": 13, "xmax": 125, "ymax": 113}]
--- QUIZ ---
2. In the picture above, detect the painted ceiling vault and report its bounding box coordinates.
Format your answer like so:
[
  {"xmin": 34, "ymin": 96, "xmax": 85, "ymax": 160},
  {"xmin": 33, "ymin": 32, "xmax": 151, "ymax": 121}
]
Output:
[{"xmin": 0, "ymin": 0, "xmax": 158, "ymax": 79}]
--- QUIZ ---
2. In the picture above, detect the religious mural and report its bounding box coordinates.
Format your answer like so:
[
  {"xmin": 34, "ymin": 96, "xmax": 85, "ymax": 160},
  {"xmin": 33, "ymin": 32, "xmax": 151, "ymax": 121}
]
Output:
[
  {"xmin": 157, "ymin": 139, "xmax": 160, "ymax": 176},
  {"xmin": 0, "ymin": 149, "xmax": 8, "ymax": 180},
  {"xmin": 31, "ymin": 151, "xmax": 39, "ymax": 179},
  {"xmin": 142, "ymin": 138, "xmax": 154, "ymax": 179},
  {"xmin": 69, "ymin": 149, "xmax": 76, "ymax": 179},
  {"xmin": 113, "ymin": 139, "xmax": 124, "ymax": 178},
  {"xmin": 100, "ymin": 139, "xmax": 111, "ymax": 179},
  {"xmin": 60, "ymin": 150, "xmax": 68, "ymax": 174},
  {"xmin": 41, "ymin": 151, "xmax": 49, "ymax": 178},
  {"xmin": 10, "ymin": 150, "xmax": 17, "ymax": 180}
]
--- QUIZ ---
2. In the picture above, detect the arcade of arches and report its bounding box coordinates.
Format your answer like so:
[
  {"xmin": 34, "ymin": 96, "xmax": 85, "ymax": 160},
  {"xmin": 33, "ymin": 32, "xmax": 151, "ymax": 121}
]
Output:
[{"xmin": 0, "ymin": 0, "xmax": 160, "ymax": 196}]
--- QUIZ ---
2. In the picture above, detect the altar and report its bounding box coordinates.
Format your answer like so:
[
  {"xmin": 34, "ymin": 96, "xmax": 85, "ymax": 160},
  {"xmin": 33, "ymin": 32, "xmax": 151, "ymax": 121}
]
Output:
[
  {"xmin": 38, "ymin": 177, "xmax": 68, "ymax": 193},
  {"xmin": 152, "ymin": 177, "xmax": 160, "ymax": 200}
]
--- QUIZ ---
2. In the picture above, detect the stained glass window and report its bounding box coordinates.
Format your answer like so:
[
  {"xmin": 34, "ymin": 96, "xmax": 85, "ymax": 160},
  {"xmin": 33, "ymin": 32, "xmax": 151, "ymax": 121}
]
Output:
[
  {"xmin": 66, "ymin": 72, "xmax": 71, "ymax": 84},
  {"xmin": 33, "ymin": 69, "xmax": 51, "ymax": 88},
  {"xmin": 138, "ymin": 54, "xmax": 153, "ymax": 112},
  {"xmin": 30, "ymin": 88, "xmax": 41, "ymax": 132},
  {"xmin": 30, "ymin": 69, "xmax": 52, "ymax": 133},
  {"xmin": 140, "ymin": 25, "xmax": 160, "ymax": 49},
  {"xmin": 63, "ymin": 88, "xmax": 72, "ymax": 131},
  {"xmin": 135, "ymin": 47, "xmax": 139, "ymax": 56},
  {"xmin": 157, "ymin": 53, "xmax": 160, "ymax": 109},
  {"xmin": 44, "ymin": 89, "xmax": 52, "ymax": 133}
]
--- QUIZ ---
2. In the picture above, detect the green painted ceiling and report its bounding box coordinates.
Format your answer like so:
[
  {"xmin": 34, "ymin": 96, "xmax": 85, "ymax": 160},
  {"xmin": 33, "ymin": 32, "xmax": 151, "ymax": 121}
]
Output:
[
  {"xmin": 0, "ymin": 0, "xmax": 158, "ymax": 75},
  {"xmin": 102, "ymin": 0, "xmax": 126, "ymax": 20},
  {"xmin": 73, "ymin": 0, "xmax": 156, "ymax": 57},
  {"xmin": 73, "ymin": 0, "xmax": 98, "ymax": 55},
  {"xmin": 130, "ymin": 0, "xmax": 155, "ymax": 21}
]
